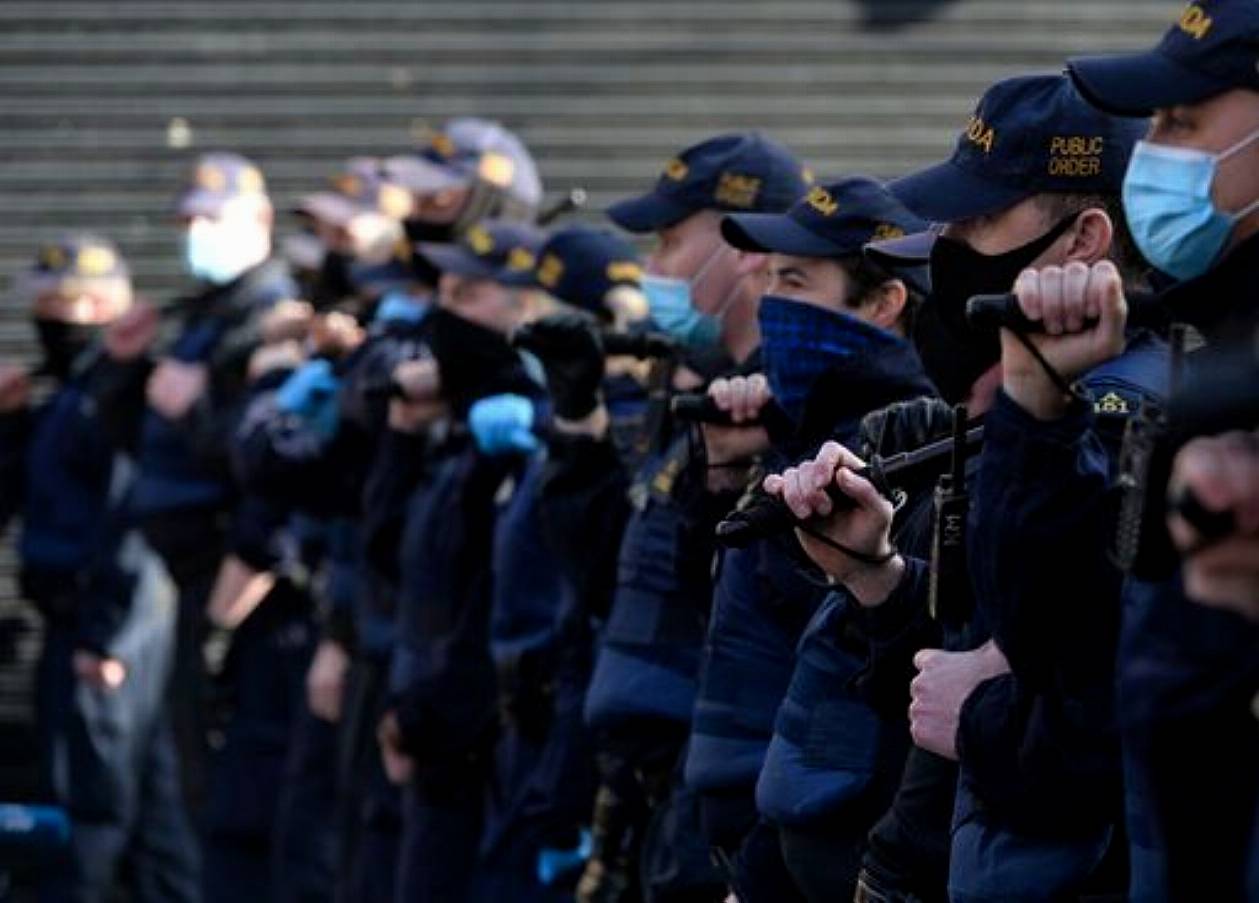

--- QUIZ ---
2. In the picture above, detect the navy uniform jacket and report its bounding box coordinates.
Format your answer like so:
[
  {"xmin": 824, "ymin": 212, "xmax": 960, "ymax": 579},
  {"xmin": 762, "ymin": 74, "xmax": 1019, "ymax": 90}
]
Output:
[
  {"xmin": 963, "ymin": 331, "xmax": 1168, "ymax": 838},
  {"xmin": 689, "ymin": 337, "xmax": 935, "ymax": 823},
  {"xmin": 388, "ymin": 430, "xmax": 519, "ymax": 762},
  {"xmin": 581, "ymin": 430, "xmax": 725, "ymax": 732},
  {"xmin": 233, "ymin": 310, "xmax": 432, "ymax": 654},
  {"xmin": 92, "ymin": 259, "xmax": 295, "ymax": 581},
  {"xmin": 756, "ymin": 487, "xmax": 935, "ymax": 832},
  {"xmin": 0, "ymin": 357, "xmax": 180, "ymax": 823},
  {"xmin": 490, "ymin": 452, "xmax": 569, "ymax": 735},
  {"xmin": 1, "ymin": 357, "xmax": 124, "ymax": 644},
  {"xmin": 977, "ymin": 238, "xmax": 1259, "ymax": 901}
]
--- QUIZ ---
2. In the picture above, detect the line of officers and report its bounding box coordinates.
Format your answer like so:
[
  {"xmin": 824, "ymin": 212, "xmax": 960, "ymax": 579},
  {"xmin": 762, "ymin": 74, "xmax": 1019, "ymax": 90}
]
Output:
[{"xmin": 2, "ymin": 3, "xmax": 1257, "ymax": 901}]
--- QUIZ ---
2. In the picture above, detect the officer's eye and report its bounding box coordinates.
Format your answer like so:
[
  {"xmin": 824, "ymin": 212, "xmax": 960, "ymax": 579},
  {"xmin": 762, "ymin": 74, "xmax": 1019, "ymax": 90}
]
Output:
[{"xmin": 1155, "ymin": 108, "xmax": 1195, "ymax": 135}]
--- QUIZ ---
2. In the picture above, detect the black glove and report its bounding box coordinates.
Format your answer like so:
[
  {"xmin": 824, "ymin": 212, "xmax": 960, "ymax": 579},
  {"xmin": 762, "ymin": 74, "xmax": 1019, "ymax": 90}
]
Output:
[
  {"xmin": 858, "ymin": 395, "xmax": 956, "ymax": 459},
  {"xmin": 514, "ymin": 313, "xmax": 606, "ymax": 420}
]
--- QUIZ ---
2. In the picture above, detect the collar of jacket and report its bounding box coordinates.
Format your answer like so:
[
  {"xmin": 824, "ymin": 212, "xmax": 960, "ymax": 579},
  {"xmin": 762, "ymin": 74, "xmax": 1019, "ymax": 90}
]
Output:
[{"xmin": 1158, "ymin": 229, "xmax": 1259, "ymax": 345}]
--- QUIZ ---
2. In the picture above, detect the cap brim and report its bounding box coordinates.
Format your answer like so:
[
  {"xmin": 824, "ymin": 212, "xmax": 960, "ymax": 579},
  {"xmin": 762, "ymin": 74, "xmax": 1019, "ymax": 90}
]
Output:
[
  {"xmin": 605, "ymin": 191, "xmax": 695, "ymax": 233},
  {"xmin": 721, "ymin": 213, "xmax": 845, "ymax": 257},
  {"xmin": 282, "ymin": 233, "xmax": 327, "ymax": 271},
  {"xmin": 383, "ymin": 156, "xmax": 468, "ymax": 194},
  {"xmin": 175, "ymin": 188, "xmax": 228, "ymax": 218},
  {"xmin": 864, "ymin": 229, "xmax": 937, "ymax": 266},
  {"xmin": 889, "ymin": 160, "xmax": 1029, "ymax": 223},
  {"xmin": 416, "ymin": 243, "xmax": 499, "ymax": 279},
  {"xmin": 495, "ymin": 268, "xmax": 540, "ymax": 288},
  {"xmin": 1066, "ymin": 50, "xmax": 1229, "ymax": 118},
  {"xmin": 295, "ymin": 192, "xmax": 359, "ymax": 226},
  {"xmin": 12, "ymin": 270, "xmax": 60, "ymax": 300}
]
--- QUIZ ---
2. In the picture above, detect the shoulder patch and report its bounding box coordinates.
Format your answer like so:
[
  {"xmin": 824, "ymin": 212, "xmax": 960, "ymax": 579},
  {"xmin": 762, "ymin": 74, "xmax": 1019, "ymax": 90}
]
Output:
[{"xmin": 1094, "ymin": 391, "xmax": 1130, "ymax": 415}]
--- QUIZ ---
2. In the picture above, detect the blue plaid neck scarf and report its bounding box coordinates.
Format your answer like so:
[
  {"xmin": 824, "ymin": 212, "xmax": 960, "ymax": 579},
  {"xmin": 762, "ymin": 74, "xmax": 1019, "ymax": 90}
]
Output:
[{"xmin": 757, "ymin": 294, "xmax": 907, "ymax": 427}]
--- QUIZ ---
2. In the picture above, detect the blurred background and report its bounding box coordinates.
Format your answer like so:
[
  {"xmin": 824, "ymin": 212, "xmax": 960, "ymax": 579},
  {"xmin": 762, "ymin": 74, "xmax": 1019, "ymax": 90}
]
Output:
[{"xmin": 0, "ymin": 0, "xmax": 1175, "ymax": 795}]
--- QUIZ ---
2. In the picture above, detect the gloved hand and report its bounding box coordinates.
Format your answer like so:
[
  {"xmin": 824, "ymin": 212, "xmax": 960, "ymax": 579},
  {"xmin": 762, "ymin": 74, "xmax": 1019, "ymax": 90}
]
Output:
[
  {"xmin": 275, "ymin": 358, "xmax": 342, "ymax": 439},
  {"xmin": 469, "ymin": 394, "xmax": 539, "ymax": 456},
  {"xmin": 858, "ymin": 395, "xmax": 957, "ymax": 459},
  {"xmin": 513, "ymin": 313, "xmax": 605, "ymax": 420}
]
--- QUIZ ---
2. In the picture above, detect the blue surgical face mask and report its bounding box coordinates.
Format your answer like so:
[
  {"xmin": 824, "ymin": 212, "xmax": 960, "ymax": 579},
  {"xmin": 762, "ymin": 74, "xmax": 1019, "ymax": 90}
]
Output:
[
  {"xmin": 184, "ymin": 214, "xmax": 268, "ymax": 285},
  {"xmin": 373, "ymin": 288, "xmax": 429, "ymax": 325},
  {"xmin": 642, "ymin": 244, "xmax": 730, "ymax": 350},
  {"xmin": 1123, "ymin": 127, "xmax": 1259, "ymax": 281}
]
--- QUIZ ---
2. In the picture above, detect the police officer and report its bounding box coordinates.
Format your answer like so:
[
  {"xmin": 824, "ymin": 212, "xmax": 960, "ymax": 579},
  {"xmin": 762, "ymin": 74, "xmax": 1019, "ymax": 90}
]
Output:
[
  {"xmin": 973, "ymin": 4, "xmax": 1259, "ymax": 896},
  {"xmin": 238, "ymin": 120, "xmax": 542, "ymax": 903},
  {"xmin": 536, "ymin": 133, "xmax": 807, "ymax": 902},
  {"xmin": 683, "ymin": 177, "xmax": 932, "ymax": 902},
  {"xmin": 89, "ymin": 153, "xmax": 297, "ymax": 826},
  {"xmin": 0, "ymin": 235, "xmax": 199, "ymax": 901},
  {"xmin": 377, "ymin": 219, "xmax": 549, "ymax": 903},
  {"xmin": 291, "ymin": 156, "xmax": 418, "ymax": 317},
  {"xmin": 764, "ymin": 74, "xmax": 1164, "ymax": 901},
  {"xmin": 384, "ymin": 117, "xmax": 543, "ymax": 249},
  {"xmin": 471, "ymin": 225, "xmax": 651, "ymax": 901},
  {"xmin": 249, "ymin": 157, "xmax": 414, "ymax": 903}
]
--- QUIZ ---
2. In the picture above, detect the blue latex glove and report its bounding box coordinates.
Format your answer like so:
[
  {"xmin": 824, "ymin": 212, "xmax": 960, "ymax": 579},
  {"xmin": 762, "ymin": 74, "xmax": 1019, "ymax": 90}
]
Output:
[
  {"xmin": 469, "ymin": 393, "xmax": 539, "ymax": 456},
  {"xmin": 274, "ymin": 359, "xmax": 341, "ymax": 440},
  {"xmin": 537, "ymin": 828, "xmax": 593, "ymax": 886}
]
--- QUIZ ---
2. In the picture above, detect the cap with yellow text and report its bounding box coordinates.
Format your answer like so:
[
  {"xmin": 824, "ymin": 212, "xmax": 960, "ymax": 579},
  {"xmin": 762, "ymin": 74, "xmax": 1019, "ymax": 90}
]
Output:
[
  {"xmin": 1069, "ymin": 0, "xmax": 1259, "ymax": 117},
  {"xmin": 607, "ymin": 132, "xmax": 812, "ymax": 233},
  {"xmin": 888, "ymin": 74, "xmax": 1147, "ymax": 223},
  {"xmin": 176, "ymin": 151, "xmax": 269, "ymax": 219},
  {"xmin": 501, "ymin": 225, "xmax": 643, "ymax": 315},
  {"xmin": 14, "ymin": 233, "xmax": 131, "ymax": 303}
]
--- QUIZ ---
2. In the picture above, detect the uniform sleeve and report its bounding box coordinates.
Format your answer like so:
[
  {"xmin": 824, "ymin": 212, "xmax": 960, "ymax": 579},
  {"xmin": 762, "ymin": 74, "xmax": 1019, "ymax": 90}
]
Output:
[
  {"xmin": 537, "ymin": 433, "xmax": 632, "ymax": 621},
  {"xmin": 73, "ymin": 530, "xmax": 137, "ymax": 657},
  {"xmin": 846, "ymin": 489, "xmax": 942, "ymax": 721},
  {"xmin": 851, "ymin": 555, "xmax": 940, "ymax": 721},
  {"xmin": 360, "ymin": 427, "xmax": 428, "ymax": 585},
  {"xmin": 81, "ymin": 354, "xmax": 153, "ymax": 455},
  {"xmin": 967, "ymin": 390, "xmax": 1120, "ymax": 688},
  {"xmin": 232, "ymin": 383, "xmax": 369, "ymax": 517},
  {"xmin": 176, "ymin": 381, "xmax": 254, "ymax": 486},
  {"xmin": 960, "ymin": 384, "xmax": 1145, "ymax": 831},
  {"xmin": 0, "ymin": 409, "xmax": 31, "ymax": 534}
]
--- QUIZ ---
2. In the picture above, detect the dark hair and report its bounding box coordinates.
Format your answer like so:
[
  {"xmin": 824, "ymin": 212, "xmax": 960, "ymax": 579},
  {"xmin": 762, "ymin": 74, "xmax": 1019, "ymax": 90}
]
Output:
[
  {"xmin": 838, "ymin": 254, "xmax": 921, "ymax": 332},
  {"xmin": 1034, "ymin": 192, "xmax": 1148, "ymax": 287}
]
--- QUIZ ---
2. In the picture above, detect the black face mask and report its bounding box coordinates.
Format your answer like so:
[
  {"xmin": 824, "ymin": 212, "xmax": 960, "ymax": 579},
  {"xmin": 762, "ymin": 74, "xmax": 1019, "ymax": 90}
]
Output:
[
  {"xmin": 401, "ymin": 219, "xmax": 454, "ymax": 289},
  {"xmin": 424, "ymin": 307, "xmax": 531, "ymax": 418},
  {"xmin": 913, "ymin": 212, "xmax": 1079, "ymax": 404},
  {"xmin": 311, "ymin": 250, "xmax": 356, "ymax": 309},
  {"xmin": 35, "ymin": 319, "xmax": 98, "ymax": 380},
  {"xmin": 402, "ymin": 218, "xmax": 457, "ymax": 245}
]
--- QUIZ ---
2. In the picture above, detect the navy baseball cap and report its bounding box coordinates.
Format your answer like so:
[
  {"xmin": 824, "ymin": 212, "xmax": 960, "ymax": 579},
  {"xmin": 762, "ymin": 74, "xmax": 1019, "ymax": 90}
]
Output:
[
  {"xmin": 1068, "ymin": 1, "xmax": 1259, "ymax": 117},
  {"xmin": 298, "ymin": 157, "xmax": 414, "ymax": 226},
  {"xmin": 889, "ymin": 74, "xmax": 1147, "ymax": 222},
  {"xmin": 176, "ymin": 152, "xmax": 269, "ymax": 218},
  {"xmin": 863, "ymin": 228, "xmax": 938, "ymax": 266},
  {"xmin": 14, "ymin": 233, "xmax": 131, "ymax": 302},
  {"xmin": 502, "ymin": 226, "xmax": 643, "ymax": 313},
  {"xmin": 416, "ymin": 220, "xmax": 545, "ymax": 281},
  {"xmin": 721, "ymin": 176, "xmax": 927, "ymax": 260},
  {"xmin": 391, "ymin": 118, "xmax": 543, "ymax": 212},
  {"xmin": 607, "ymin": 132, "xmax": 811, "ymax": 233}
]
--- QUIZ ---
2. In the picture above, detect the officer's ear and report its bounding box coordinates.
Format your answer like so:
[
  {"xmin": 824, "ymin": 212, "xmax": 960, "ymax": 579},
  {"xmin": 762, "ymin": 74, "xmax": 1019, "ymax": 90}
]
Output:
[
  {"xmin": 1063, "ymin": 207, "xmax": 1113, "ymax": 266},
  {"xmin": 866, "ymin": 278, "xmax": 908, "ymax": 334}
]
